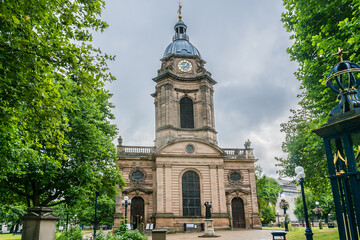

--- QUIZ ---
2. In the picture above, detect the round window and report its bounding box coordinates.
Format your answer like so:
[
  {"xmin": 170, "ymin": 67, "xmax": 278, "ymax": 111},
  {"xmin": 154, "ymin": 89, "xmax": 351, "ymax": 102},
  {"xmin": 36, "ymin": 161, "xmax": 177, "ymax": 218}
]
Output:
[
  {"xmin": 186, "ymin": 144, "xmax": 195, "ymax": 153},
  {"xmin": 131, "ymin": 171, "xmax": 145, "ymax": 181},
  {"xmin": 229, "ymin": 173, "xmax": 241, "ymax": 182}
]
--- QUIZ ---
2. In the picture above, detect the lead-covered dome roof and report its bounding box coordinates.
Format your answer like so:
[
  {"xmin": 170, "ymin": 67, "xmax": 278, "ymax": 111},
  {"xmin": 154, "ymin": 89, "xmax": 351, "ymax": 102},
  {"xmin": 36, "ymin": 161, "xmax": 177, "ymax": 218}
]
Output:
[{"xmin": 163, "ymin": 19, "xmax": 201, "ymax": 58}]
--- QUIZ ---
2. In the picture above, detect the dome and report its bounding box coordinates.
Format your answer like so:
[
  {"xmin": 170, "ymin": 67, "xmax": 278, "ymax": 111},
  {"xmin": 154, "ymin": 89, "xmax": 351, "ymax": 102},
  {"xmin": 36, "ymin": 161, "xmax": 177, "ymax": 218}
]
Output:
[{"xmin": 163, "ymin": 19, "xmax": 201, "ymax": 58}]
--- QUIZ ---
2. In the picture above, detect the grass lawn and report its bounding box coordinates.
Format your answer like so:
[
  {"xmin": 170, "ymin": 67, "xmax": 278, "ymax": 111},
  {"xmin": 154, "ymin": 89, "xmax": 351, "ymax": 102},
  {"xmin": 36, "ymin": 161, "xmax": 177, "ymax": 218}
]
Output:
[{"xmin": 264, "ymin": 226, "xmax": 339, "ymax": 240}]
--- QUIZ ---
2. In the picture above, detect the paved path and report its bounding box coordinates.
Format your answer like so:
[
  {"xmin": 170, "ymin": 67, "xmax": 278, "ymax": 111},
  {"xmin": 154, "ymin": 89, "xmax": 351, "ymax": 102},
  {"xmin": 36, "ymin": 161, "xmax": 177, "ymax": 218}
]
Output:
[{"xmin": 156, "ymin": 229, "xmax": 276, "ymax": 240}]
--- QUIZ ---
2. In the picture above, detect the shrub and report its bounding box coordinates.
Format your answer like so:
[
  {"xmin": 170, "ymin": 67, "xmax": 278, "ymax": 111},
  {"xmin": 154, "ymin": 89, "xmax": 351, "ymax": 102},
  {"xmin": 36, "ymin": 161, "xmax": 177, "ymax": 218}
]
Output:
[{"xmin": 56, "ymin": 227, "xmax": 83, "ymax": 240}]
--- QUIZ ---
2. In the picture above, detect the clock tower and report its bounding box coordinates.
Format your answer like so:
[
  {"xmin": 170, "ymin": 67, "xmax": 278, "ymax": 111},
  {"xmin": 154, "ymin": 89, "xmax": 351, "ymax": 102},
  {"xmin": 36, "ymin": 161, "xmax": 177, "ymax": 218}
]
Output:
[
  {"xmin": 152, "ymin": 13, "xmax": 217, "ymax": 148},
  {"xmin": 115, "ymin": 3, "xmax": 262, "ymax": 232}
]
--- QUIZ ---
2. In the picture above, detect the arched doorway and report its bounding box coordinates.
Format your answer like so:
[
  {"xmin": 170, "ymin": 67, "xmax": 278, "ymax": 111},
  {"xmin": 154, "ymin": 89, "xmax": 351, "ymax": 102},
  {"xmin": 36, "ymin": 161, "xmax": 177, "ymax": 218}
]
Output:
[
  {"xmin": 232, "ymin": 197, "xmax": 246, "ymax": 228},
  {"xmin": 130, "ymin": 197, "xmax": 144, "ymax": 230}
]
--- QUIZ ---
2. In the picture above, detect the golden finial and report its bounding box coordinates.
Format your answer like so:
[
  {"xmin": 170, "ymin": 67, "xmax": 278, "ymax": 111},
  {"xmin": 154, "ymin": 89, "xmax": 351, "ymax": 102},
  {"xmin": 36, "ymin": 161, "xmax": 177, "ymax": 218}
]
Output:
[
  {"xmin": 177, "ymin": 1, "xmax": 183, "ymax": 19},
  {"xmin": 332, "ymin": 47, "xmax": 349, "ymax": 62}
]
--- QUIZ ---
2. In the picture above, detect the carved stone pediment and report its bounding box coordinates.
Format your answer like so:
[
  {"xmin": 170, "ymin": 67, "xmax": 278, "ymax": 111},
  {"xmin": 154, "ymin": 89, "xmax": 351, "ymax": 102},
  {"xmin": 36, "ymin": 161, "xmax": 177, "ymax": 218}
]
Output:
[
  {"xmin": 225, "ymin": 187, "xmax": 250, "ymax": 195},
  {"xmin": 122, "ymin": 186, "xmax": 153, "ymax": 195}
]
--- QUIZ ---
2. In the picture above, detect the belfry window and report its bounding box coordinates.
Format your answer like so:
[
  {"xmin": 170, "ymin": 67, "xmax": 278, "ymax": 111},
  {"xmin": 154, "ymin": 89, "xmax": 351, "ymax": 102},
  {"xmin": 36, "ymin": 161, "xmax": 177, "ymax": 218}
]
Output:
[
  {"xmin": 182, "ymin": 171, "xmax": 201, "ymax": 216},
  {"xmin": 180, "ymin": 97, "xmax": 194, "ymax": 128}
]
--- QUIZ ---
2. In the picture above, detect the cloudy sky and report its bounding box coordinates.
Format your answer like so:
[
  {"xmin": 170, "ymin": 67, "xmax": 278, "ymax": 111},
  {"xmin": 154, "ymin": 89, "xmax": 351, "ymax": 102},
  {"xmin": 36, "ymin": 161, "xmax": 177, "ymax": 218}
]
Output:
[{"xmin": 92, "ymin": 0, "xmax": 300, "ymax": 177}]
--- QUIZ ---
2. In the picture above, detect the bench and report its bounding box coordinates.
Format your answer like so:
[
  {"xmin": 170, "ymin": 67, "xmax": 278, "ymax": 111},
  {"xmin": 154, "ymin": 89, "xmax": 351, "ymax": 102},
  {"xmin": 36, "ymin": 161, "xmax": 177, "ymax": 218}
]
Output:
[{"xmin": 271, "ymin": 231, "xmax": 287, "ymax": 240}]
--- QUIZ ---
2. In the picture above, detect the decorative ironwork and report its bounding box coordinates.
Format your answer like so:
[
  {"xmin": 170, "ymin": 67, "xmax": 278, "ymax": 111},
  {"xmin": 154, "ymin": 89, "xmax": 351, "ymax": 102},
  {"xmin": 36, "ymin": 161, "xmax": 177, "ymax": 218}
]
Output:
[
  {"xmin": 332, "ymin": 47, "xmax": 349, "ymax": 62},
  {"xmin": 313, "ymin": 53, "xmax": 360, "ymax": 240},
  {"xmin": 326, "ymin": 50, "xmax": 360, "ymax": 117}
]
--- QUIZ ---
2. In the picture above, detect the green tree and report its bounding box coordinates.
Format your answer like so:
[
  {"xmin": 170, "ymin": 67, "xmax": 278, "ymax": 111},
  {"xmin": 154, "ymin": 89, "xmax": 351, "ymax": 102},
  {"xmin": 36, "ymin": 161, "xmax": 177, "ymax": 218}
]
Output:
[
  {"xmin": 0, "ymin": 204, "xmax": 26, "ymax": 233},
  {"xmin": 77, "ymin": 195, "xmax": 116, "ymax": 227},
  {"xmin": 0, "ymin": 0, "xmax": 124, "ymax": 208},
  {"xmin": 277, "ymin": 0, "xmax": 360, "ymax": 194},
  {"xmin": 294, "ymin": 187, "xmax": 334, "ymax": 224},
  {"xmin": 256, "ymin": 175, "xmax": 282, "ymax": 224}
]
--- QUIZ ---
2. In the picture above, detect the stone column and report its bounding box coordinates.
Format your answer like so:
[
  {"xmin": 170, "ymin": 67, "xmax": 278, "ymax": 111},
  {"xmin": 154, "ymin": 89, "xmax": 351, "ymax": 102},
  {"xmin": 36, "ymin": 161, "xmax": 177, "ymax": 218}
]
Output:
[
  {"xmin": 164, "ymin": 164, "xmax": 172, "ymax": 212},
  {"xmin": 217, "ymin": 166, "xmax": 227, "ymax": 213},
  {"xmin": 209, "ymin": 165, "xmax": 219, "ymax": 212},
  {"xmin": 21, "ymin": 207, "xmax": 58, "ymax": 240},
  {"xmin": 156, "ymin": 164, "xmax": 164, "ymax": 213},
  {"xmin": 249, "ymin": 168, "xmax": 262, "ymax": 229}
]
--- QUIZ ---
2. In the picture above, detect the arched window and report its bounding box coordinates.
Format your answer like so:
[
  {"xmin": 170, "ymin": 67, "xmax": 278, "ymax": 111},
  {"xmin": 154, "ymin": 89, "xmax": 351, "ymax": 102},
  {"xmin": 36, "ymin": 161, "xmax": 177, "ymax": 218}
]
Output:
[
  {"xmin": 180, "ymin": 97, "xmax": 194, "ymax": 128},
  {"xmin": 182, "ymin": 171, "xmax": 201, "ymax": 216}
]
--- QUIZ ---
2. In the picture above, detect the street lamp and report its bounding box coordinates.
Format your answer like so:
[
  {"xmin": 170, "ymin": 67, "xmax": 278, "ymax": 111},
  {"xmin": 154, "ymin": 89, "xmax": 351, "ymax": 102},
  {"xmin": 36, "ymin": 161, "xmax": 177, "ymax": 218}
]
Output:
[
  {"xmin": 312, "ymin": 201, "xmax": 323, "ymax": 229},
  {"xmin": 94, "ymin": 192, "xmax": 100, "ymax": 238},
  {"xmin": 312, "ymin": 52, "xmax": 360, "ymax": 240},
  {"xmin": 279, "ymin": 193, "xmax": 289, "ymax": 232},
  {"xmin": 296, "ymin": 166, "xmax": 313, "ymax": 240},
  {"xmin": 122, "ymin": 196, "xmax": 131, "ymax": 224}
]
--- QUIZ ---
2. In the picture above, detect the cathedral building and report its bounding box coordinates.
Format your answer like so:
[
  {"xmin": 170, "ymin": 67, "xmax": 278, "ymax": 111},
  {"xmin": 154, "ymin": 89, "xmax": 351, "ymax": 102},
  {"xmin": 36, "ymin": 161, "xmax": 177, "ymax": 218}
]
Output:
[{"xmin": 114, "ymin": 6, "xmax": 261, "ymax": 232}]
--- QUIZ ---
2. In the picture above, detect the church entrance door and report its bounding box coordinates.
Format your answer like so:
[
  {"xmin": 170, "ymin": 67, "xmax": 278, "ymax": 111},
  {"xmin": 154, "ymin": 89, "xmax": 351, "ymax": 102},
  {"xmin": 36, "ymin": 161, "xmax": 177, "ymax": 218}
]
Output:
[
  {"xmin": 232, "ymin": 197, "xmax": 246, "ymax": 228},
  {"xmin": 130, "ymin": 197, "xmax": 144, "ymax": 230}
]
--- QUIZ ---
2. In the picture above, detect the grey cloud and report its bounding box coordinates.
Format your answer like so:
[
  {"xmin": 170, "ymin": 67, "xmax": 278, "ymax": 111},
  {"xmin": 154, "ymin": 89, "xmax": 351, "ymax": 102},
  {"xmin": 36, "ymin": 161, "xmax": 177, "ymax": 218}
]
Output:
[{"xmin": 94, "ymin": 0, "xmax": 299, "ymax": 178}]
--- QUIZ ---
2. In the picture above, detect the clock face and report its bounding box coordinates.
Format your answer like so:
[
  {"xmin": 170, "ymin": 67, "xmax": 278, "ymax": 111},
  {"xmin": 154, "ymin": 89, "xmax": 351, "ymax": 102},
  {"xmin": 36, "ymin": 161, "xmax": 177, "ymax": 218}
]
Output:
[{"xmin": 178, "ymin": 60, "xmax": 192, "ymax": 72}]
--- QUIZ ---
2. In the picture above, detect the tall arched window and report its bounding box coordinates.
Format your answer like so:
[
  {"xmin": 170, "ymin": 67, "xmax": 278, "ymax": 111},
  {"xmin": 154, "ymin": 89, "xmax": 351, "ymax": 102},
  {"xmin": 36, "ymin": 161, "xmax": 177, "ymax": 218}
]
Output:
[
  {"xmin": 180, "ymin": 97, "xmax": 194, "ymax": 128},
  {"xmin": 182, "ymin": 171, "xmax": 201, "ymax": 216}
]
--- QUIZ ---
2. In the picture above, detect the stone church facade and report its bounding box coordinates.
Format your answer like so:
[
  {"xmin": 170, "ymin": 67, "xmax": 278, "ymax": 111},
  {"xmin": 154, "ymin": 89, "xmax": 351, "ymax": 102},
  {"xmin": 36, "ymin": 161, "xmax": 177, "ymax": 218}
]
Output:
[{"xmin": 114, "ymin": 10, "xmax": 261, "ymax": 232}]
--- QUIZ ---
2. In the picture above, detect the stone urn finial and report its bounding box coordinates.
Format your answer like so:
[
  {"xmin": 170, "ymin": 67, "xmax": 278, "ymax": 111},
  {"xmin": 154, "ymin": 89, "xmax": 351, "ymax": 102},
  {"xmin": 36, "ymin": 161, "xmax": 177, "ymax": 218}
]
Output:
[
  {"xmin": 118, "ymin": 136, "xmax": 123, "ymax": 146},
  {"xmin": 244, "ymin": 139, "xmax": 251, "ymax": 149}
]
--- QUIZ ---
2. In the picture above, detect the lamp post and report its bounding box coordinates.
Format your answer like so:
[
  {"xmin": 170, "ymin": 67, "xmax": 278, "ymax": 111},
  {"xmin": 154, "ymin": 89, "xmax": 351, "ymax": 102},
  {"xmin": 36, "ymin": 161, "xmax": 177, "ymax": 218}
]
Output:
[
  {"xmin": 312, "ymin": 50, "xmax": 360, "ymax": 240},
  {"xmin": 279, "ymin": 193, "xmax": 289, "ymax": 232},
  {"xmin": 312, "ymin": 201, "xmax": 323, "ymax": 229},
  {"xmin": 296, "ymin": 166, "xmax": 313, "ymax": 240},
  {"xmin": 122, "ymin": 196, "xmax": 132, "ymax": 224},
  {"xmin": 94, "ymin": 191, "xmax": 100, "ymax": 238}
]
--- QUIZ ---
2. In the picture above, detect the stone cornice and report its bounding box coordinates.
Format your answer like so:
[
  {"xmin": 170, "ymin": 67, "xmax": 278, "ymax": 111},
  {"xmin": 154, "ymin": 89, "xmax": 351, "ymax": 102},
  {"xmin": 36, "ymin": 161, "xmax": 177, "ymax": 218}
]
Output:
[
  {"xmin": 153, "ymin": 72, "xmax": 216, "ymax": 85},
  {"xmin": 156, "ymin": 125, "xmax": 217, "ymax": 134},
  {"xmin": 174, "ymin": 88, "xmax": 199, "ymax": 93}
]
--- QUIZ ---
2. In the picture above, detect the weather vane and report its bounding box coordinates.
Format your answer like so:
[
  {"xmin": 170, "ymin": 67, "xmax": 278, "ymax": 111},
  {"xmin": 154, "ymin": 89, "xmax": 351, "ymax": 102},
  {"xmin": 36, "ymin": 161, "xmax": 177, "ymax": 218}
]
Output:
[
  {"xmin": 332, "ymin": 47, "xmax": 349, "ymax": 62},
  {"xmin": 177, "ymin": 1, "xmax": 183, "ymax": 19}
]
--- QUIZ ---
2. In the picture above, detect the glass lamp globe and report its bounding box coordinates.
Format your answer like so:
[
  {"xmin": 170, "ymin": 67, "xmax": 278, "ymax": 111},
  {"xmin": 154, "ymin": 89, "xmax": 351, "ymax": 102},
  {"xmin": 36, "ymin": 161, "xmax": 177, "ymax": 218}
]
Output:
[
  {"xmin": 295, "ymin": 166, "xmax": 304, "ymax": 174},
  {"xmin": 124, "ymin": 196, "xmax": 129, "ymax": 201},
  {"xmin": 281, "ymin": 193, "xmax": 286, "ymax": 200}
]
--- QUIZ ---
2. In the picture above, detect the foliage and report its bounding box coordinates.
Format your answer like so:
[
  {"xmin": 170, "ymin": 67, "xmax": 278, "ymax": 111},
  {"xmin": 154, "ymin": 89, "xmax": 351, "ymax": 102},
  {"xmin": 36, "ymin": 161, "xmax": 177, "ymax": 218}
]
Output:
[
  {"xmin": 257, "ymin": 176, "xmax": 282, "ymax": 205},
  {"xmin": 278, "ymin": 0, "xmax": 360, "ymax": 195},
  {"xmin": 56, "ymin": 227, "xmax": 83, "ymax": 240},
  {"xmin": 95, "ymin": 221, "xmax": 147, "ymax": 240},
  {"xmin": 77, "ymin": 195, "xmax": 116, "ymax": 226},
  {"xmin": 294, "ymin": 187, "xmax": 335, "ymax": 223},
  {"xmin": 260, "ymin": 205, "xmax": 276, "ymax": 224},
  {"xmin": 0, "ymin": 0, "xmax": 124, "ymax": 208},
  {"xmin": 256, "ymin": 175, "xmax": 282, "ymax": 223},
  {"xmin": 0, "ymin": 204, "xmax": 26, "ymax": 232}
]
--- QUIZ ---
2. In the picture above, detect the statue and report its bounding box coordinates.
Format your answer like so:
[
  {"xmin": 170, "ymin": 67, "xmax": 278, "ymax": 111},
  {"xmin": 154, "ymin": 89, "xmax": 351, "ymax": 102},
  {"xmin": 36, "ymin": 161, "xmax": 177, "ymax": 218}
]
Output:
[{"xmin": 204, "ymin": 202, "xmax": 212, "ymax": 219}]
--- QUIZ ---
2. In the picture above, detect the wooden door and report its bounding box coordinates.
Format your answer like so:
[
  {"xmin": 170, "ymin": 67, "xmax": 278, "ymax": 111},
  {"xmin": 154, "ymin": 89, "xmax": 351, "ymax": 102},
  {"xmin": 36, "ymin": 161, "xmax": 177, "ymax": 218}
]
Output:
[
  {"xmin": 130, "ymin": 197, "xmax": 144, "ymax": 230},
  {"xmin": 232, "ymin": 197, "xmax": 246, "ymax": 228}
]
